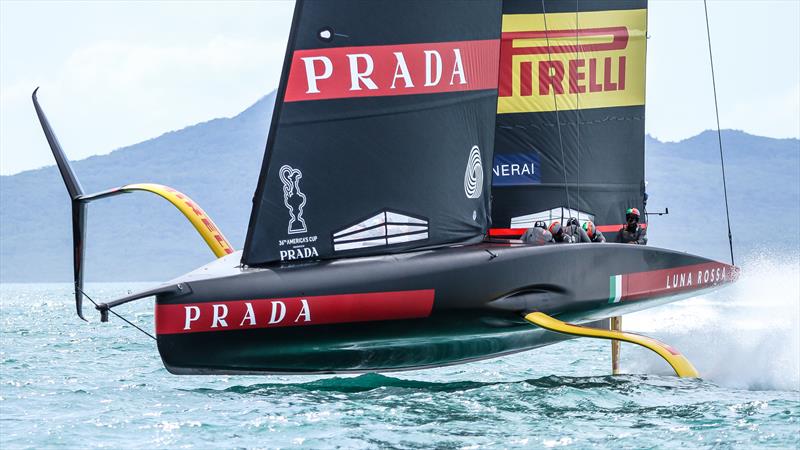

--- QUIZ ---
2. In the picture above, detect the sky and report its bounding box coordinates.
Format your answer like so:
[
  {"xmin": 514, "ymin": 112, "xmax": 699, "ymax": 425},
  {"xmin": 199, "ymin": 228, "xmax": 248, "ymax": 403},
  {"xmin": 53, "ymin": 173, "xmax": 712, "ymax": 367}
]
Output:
[{"xmin": 1, "ymin": 0, "xmax": 798, "ymax": 176}]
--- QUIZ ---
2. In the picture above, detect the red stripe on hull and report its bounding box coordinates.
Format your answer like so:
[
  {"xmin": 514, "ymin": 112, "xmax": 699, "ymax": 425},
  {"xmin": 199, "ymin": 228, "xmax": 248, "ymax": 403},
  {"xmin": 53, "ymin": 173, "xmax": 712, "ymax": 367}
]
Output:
[
  {"xmin": 489, "ymin": 224, "xmax": 648, "ymax": 237},
  {"xmin": 156, "ymin": 289, "xmax": 435, "ymax": 335},
  {"xmin": 621, "ymin": 262, "xmax": 738, "ymax": 302}
]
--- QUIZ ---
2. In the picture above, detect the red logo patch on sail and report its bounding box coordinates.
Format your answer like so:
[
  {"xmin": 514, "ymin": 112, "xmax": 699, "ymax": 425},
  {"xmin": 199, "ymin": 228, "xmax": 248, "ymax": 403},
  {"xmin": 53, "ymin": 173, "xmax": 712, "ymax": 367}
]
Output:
[
  {"xmin": 284, "ymin": 40, "xmax": 499, "ymax": 102},
  {"xmin": 499, "ymin": 27, "xmax": 628, "ymax": 99}
]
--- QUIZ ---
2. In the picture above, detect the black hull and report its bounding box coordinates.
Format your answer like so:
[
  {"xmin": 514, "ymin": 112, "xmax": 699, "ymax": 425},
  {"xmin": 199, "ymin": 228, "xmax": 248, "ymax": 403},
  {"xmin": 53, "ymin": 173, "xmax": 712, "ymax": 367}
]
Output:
[{"xmin": 153, "ymin": 242, "xmax": 737, "ymax": 374}]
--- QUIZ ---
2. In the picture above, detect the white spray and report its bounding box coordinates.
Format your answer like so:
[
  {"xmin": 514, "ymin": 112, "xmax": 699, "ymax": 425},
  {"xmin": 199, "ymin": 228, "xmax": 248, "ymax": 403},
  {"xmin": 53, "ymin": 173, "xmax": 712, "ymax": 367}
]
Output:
[{"xmin": 621, "ymin": 252, "xmax": 800, "ymax": 391}]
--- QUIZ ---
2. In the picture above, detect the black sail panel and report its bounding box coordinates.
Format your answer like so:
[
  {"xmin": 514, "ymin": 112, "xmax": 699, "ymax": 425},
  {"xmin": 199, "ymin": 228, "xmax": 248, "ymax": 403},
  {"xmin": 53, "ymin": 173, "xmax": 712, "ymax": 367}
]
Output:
[
  {"xmin": 243, "ymin": 0, "xmax": 502, "ymax": 265},
  {"xmin": 492, "ymin": 0, "xmax": 647, "ymax": 234}
]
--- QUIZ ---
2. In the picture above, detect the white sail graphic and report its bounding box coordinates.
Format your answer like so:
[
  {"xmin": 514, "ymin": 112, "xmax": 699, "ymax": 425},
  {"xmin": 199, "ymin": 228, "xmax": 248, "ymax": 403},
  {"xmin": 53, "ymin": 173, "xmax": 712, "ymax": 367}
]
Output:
[{"xmin": 333, "ymin": 211, "xmax": 428, "ymax": 251}]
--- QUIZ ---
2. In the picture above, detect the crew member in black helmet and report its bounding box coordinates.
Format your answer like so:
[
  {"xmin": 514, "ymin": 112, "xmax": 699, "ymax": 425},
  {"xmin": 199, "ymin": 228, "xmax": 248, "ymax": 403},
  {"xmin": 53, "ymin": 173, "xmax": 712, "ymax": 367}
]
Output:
[
  {"xmin": 521, "ymin": 221, "xmax": 554, "ymax": 245},
  {"xmin": 616, "ymin": 207, "xmax": 647, "ymax": 245},
  {"xmin": 549, "ymin": 221, "xmax": 578, "ymax": 243},
  {"xmin": 563, "ymin": 217, "xmax": 591, "ymax": 243}
]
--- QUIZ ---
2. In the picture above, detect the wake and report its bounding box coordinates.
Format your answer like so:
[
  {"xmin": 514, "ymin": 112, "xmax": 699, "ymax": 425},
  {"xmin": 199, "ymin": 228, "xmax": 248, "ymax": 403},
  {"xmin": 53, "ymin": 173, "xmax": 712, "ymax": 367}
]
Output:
[{"xmin": 622, "ymin": 252, "xmax": 800, "ymax": 391}]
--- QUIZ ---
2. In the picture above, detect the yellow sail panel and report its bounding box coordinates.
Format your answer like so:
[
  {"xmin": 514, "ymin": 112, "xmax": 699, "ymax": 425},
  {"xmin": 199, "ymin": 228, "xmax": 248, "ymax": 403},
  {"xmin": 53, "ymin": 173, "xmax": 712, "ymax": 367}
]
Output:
[{"xmin": 498, "ymin": 9, "xmax": 647, "ymax": 114}]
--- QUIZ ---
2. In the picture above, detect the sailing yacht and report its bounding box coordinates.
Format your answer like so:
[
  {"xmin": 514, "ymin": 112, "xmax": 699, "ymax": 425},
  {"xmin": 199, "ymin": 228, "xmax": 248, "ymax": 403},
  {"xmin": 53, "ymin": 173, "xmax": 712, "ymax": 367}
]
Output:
[{"xmin": 35, "ymin": 0, "xmax": 736, "ymax": 376}]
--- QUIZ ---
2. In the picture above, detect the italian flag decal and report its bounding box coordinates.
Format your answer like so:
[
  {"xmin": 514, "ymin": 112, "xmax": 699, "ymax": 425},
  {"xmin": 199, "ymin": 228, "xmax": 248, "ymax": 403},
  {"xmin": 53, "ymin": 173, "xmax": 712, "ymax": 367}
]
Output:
[
  {"xmin": 608, "ymin": 275, "xmax": 623, "ymax": 304},
  {"xmin": 607, "ymin": 262, "xmax": 737, "ymax": 304}
]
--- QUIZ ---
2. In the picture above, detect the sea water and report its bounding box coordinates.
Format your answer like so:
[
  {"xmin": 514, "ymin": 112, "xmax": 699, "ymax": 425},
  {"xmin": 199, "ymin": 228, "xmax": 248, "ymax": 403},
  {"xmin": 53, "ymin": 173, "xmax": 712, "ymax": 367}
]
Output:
[{"xmin": 1, "ymin": 255, "xmax": 798, "ymax": 449}]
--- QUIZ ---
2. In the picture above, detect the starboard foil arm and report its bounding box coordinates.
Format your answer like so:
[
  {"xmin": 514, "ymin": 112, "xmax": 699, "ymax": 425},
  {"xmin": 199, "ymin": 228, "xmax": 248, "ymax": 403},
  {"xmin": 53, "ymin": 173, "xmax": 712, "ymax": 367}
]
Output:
[
  {"xmin": 32, "ymin": 88, "xmax": 233, "ymax": 320},
  {"xmin": 523, "ymin": 312, "xmax": 699, "ymax": 378}
]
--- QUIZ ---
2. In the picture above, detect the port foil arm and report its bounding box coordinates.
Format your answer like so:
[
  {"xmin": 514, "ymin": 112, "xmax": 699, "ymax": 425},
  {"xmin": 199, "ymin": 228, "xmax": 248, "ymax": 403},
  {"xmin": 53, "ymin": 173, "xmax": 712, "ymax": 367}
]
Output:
[
  {"xmin": 524, "ymin": 312, "xmax": 699, "ymax": 378},
  {"xmin": 80, "ymin": 183, "xmax": 234, "ymax": 259}
]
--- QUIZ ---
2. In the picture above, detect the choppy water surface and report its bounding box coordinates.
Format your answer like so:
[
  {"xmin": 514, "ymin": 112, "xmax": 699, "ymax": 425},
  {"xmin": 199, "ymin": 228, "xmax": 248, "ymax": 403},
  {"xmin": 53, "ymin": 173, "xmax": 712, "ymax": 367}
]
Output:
[{"xmin": 1, "ymin": 255, "xmax": 798, "ymax": 449}]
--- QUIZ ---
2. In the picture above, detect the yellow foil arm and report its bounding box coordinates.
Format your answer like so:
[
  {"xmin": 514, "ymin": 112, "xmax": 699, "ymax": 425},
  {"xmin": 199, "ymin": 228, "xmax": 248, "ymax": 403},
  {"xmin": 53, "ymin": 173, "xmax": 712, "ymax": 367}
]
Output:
[
  {"xmin": 524, "ymin": 312, "xmax": 699, "ymax": 378},
  {"xmin": 121, "ymin": 183, "xmax": 234, "ymax": 258}
]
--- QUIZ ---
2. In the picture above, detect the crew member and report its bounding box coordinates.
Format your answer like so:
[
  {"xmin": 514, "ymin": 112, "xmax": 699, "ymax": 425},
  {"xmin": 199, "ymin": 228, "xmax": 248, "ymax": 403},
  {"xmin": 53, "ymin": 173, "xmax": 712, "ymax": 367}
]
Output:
[
  {"xmin": 582, "ymin": 221, "xmax": 606, "ymax": 243},
  {"xmin": 549, "ymin": 221, "xmax": 575, "ymax": 243},
  {"xmin": 616, "ymin": 208, "xmax": 647, "ymax": 245},
  {"xmin": 564, "ymin": 217, "xmax": 591, "ymax": 243},
  {"xmin": 521, "ymin": 221, "xmax": 554, "ymax": 245}
]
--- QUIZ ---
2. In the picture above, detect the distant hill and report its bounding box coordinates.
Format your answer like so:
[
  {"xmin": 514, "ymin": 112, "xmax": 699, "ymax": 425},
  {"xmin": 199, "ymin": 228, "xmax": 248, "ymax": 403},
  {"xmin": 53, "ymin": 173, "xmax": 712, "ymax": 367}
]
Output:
[
  {"xmin": 1, "ymin": 93, "xmax": 797, "ymax": 282},
  {"xmin": 645, "ymin": 131, "xmax": 799, "ymax": 262},
  {"xmin": 1, "ymin": 92, "xmax": 275, "ymax": 282}
]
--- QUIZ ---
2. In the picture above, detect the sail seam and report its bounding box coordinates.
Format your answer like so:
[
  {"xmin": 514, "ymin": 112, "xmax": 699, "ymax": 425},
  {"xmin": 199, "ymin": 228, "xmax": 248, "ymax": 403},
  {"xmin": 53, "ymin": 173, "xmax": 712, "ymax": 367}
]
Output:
[{"xmin": 575, "ymin": 0, "xmax": 582, "ymax": 215}]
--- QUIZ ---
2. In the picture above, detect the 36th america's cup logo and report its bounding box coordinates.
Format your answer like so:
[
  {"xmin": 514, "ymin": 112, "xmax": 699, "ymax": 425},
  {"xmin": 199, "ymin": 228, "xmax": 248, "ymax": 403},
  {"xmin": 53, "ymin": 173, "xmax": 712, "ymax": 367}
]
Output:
[
  {"xmin": 279, "ymin": 165, "xmax": 307, "ymax": 234},
  {"xmin": 464, "ymin": 145, "xmax": 483, "ymax": 199}
]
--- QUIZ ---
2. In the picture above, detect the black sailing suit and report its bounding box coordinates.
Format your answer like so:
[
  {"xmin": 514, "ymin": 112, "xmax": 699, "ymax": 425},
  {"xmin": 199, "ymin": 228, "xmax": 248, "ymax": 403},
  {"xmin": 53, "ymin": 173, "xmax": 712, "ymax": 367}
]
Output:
[
  {"xmin": 616, "ymin": 224, "xmax": 647, "ymax": 245},
  {"xmin": 564, "ymin": 224, "xmax": 591, "ymax": 243},
  {"xmin": 589, "ymin": 230, "xmax": 606, "ymax": 243}
]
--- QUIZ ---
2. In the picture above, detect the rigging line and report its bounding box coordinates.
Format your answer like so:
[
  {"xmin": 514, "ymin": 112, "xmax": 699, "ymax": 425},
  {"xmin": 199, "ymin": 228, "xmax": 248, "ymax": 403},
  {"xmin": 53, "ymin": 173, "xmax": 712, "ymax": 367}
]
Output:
[
  {"xmin": 574, "ymin": 0, "xmax": 582, "ymax": 215},
  {"xmin": 540, "ymin": 0, "xmax": 572, "ymax": 219},
  {"xmin": 703, "ymin": 0, "xmax": 735, "ymax": 266},
  {"xmin": 76, "ymin": 287, "xmax": 157, "ymax": 341}
]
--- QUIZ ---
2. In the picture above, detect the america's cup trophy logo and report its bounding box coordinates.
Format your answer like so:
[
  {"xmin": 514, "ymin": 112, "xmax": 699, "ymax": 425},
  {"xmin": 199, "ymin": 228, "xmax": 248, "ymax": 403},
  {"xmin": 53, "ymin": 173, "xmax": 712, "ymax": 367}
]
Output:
[{"xmin": 279, "ymin": 165, "xmax": 307, "ymax": 234}]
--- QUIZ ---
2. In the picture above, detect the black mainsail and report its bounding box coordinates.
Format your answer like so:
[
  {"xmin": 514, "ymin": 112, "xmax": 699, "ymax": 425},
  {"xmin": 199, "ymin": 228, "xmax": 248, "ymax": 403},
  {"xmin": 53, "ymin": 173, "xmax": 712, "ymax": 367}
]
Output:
[
  {"xmin": 242, "ymin": 0, "xmax": 503, "ymax": 265},
  {"xmin": 491, "ymin": 0, "xmax": 648, "ymax": 236}
]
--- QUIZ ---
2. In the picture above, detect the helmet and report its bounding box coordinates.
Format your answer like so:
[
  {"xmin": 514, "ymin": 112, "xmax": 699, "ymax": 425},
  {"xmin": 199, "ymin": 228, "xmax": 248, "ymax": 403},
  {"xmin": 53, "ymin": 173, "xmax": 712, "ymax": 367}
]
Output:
[
  {"xmin": 582, "ymin": 221, "xmax": 595, "ymax": 238},
  {"xmin": 566, "ymin": 217, "xmax": 579, "ymax": 227},
  {"xmin": 626, "ymin": 207, "xmax": 640, "ymax": 220},
  {"xmin": 534, "ymin": 221, "xmax": 547, "ymax": 229},
  {"xmin": 549, "ymin": 221, "xmax": 562, "ymax": 236}
]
